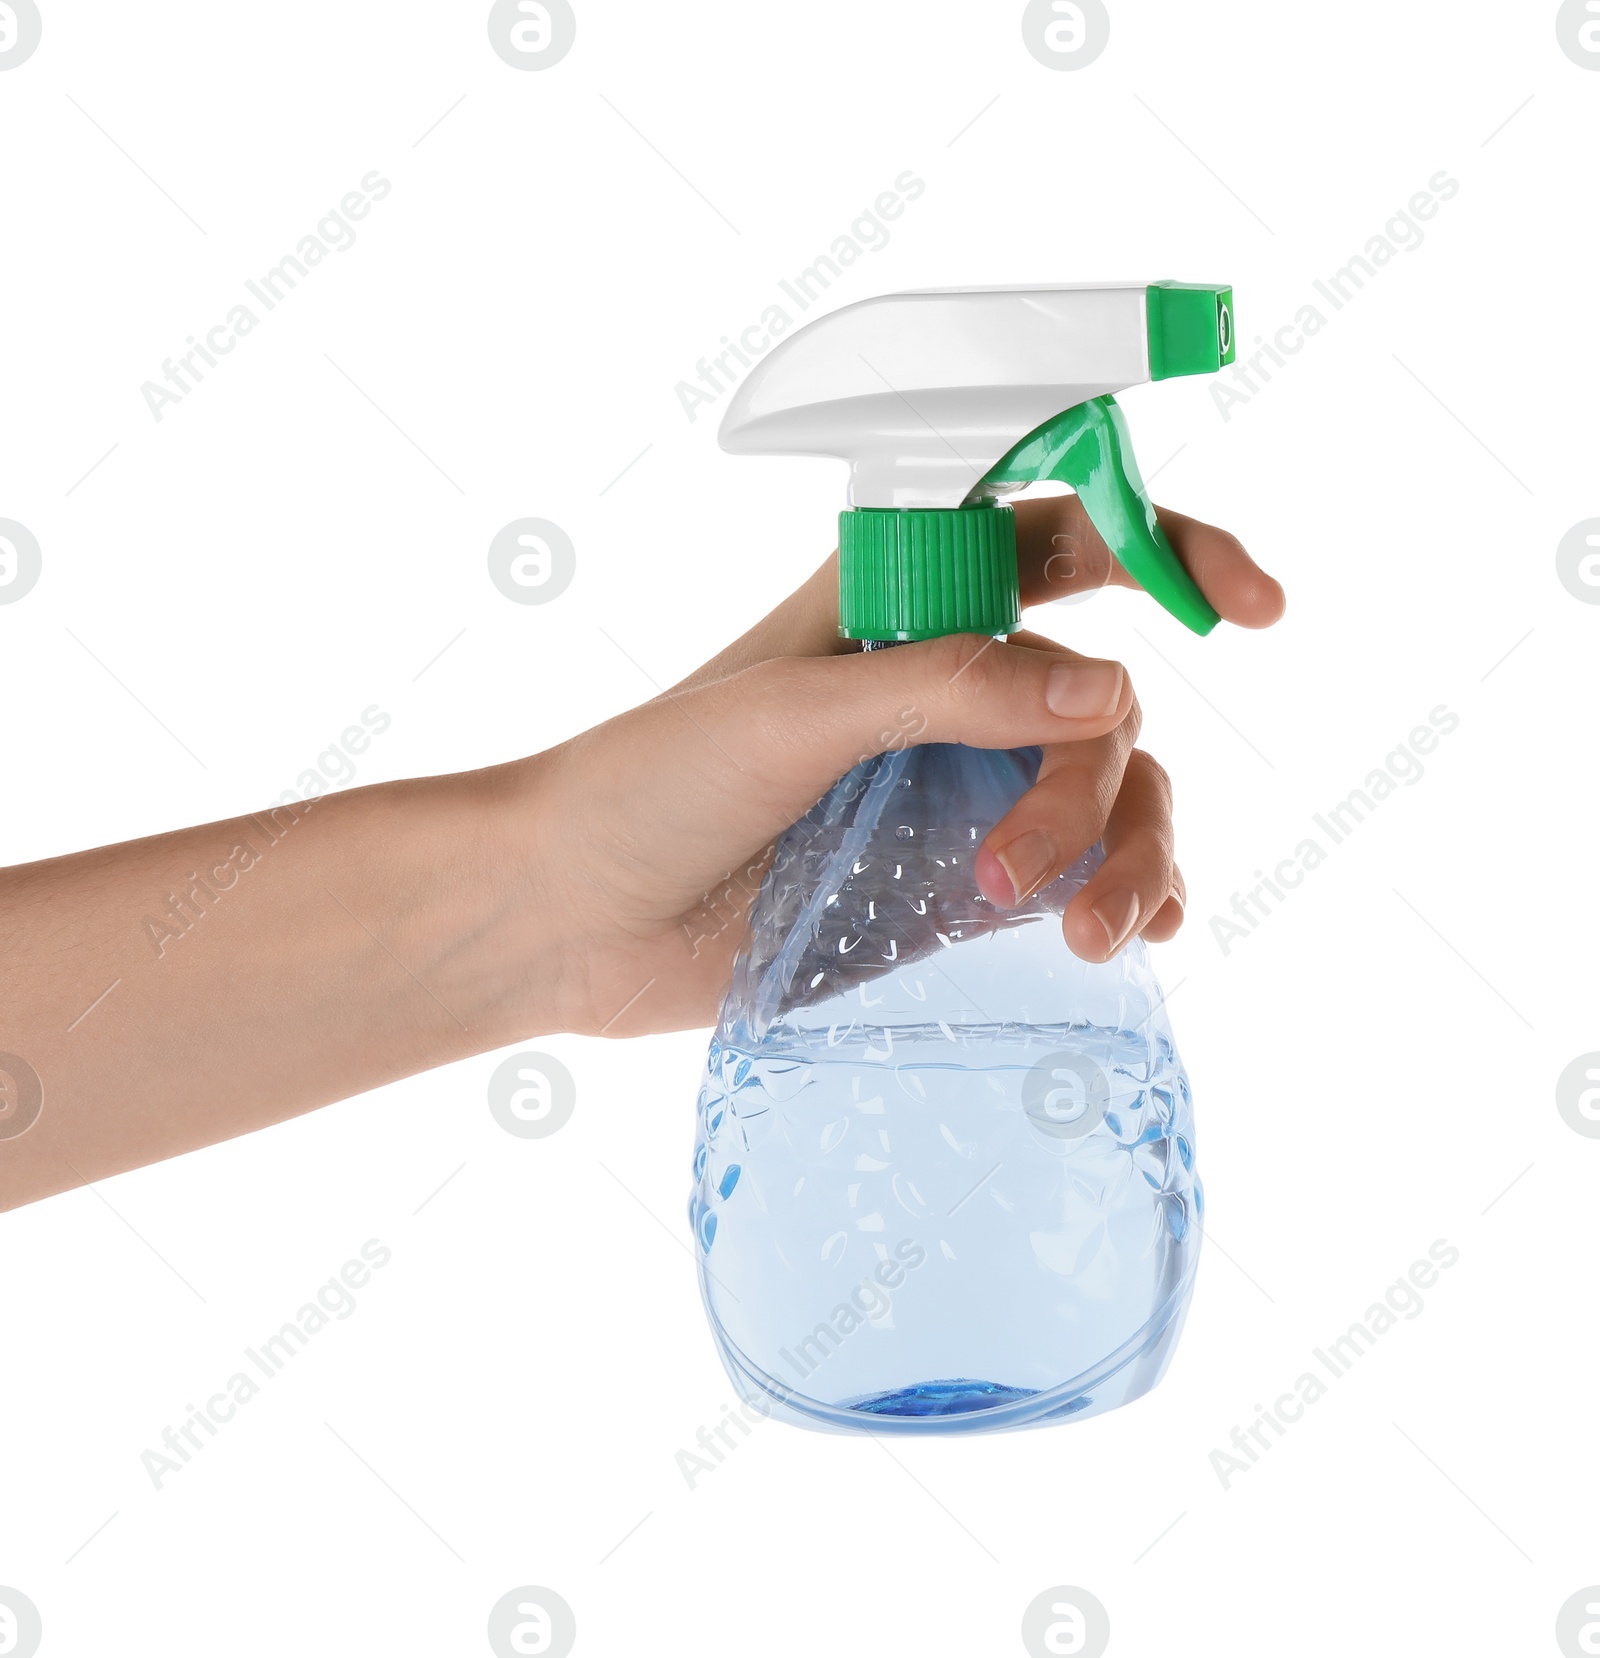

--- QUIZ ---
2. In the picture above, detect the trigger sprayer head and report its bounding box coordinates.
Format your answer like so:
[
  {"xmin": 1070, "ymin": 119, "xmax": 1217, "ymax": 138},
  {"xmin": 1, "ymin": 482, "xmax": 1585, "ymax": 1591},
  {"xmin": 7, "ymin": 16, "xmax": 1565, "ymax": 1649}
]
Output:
[{"xmin": 717, "ymin": 281, "xmax": 1235, "ymax": 639}]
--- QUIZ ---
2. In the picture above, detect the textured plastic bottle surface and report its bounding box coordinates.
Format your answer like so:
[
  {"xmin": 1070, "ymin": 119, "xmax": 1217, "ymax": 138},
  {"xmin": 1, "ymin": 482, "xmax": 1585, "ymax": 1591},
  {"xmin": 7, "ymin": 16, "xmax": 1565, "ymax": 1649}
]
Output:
[{"xmin": 691, "ymin": 742, "xmax": 1203, "ymax": 1435}]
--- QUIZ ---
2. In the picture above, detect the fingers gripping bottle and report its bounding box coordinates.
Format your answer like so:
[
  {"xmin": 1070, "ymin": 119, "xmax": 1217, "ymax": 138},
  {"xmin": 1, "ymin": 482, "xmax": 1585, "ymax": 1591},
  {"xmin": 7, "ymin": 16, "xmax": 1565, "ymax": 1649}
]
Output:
[{"xmin": 691, "ymin": 283, "xmax": 1237, "ymax": 1434}]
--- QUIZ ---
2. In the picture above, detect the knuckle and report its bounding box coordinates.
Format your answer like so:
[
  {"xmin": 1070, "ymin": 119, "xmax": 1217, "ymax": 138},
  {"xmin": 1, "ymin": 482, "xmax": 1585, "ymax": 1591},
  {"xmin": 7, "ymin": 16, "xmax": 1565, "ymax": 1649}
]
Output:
[
  {"xmin": 1122, "ymin": 820, "xmax": 1176, "ymax": 872},
  {"xmin": 1131, "ymin": 747, "xmax": 1173, "ymax": 803},
  {"xmin": 930, "ymin": 633, "xmax": 1004, "ymax": 701},
  {"xmin": 1076, "ymin": 752, "xmax": 1125, "ymax": 830}
]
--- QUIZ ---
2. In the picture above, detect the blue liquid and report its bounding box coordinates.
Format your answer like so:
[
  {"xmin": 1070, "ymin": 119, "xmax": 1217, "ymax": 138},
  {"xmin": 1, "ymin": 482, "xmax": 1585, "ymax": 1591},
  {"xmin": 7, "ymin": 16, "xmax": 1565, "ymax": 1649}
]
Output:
[
  {"xmin": 691, "ymin": 744, "xmax": 1202, "ymax": 1435},
  {"xmin": 847, "ymin": 1381, "xmax": 1038, "ymax": 1417}
]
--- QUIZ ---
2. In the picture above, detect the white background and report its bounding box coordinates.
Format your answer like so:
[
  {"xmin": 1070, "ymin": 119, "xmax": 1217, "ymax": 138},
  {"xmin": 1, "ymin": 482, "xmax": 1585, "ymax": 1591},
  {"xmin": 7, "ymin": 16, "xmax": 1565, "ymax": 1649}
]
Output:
[{"xmin": 2, "ymin": 2, "xmax": 1597, "ymax": 1654}]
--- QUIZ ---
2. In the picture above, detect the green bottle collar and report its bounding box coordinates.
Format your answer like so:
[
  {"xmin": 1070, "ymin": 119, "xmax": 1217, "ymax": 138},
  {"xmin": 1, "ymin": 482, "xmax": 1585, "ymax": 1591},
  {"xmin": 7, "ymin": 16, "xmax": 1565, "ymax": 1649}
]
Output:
[{"xmin": 838, "ymin": 505, "xmax": 1019, "ymax": 642}]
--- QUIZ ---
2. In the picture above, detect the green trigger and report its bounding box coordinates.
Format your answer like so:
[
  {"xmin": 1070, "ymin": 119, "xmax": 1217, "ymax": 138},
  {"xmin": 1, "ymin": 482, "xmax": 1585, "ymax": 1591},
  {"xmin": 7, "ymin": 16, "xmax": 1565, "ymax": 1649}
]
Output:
[{"xmin": 974, "ymin": 396, "xmax": 1220, "ymax": 636}]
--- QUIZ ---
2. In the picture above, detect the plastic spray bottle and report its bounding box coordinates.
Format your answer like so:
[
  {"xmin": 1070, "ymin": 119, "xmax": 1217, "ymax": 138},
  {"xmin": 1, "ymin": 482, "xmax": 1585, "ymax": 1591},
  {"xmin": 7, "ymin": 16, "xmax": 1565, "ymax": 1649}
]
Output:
[{"xmin": 690, "ymin": 282, "xmax": 1237, "ymax": 1434}]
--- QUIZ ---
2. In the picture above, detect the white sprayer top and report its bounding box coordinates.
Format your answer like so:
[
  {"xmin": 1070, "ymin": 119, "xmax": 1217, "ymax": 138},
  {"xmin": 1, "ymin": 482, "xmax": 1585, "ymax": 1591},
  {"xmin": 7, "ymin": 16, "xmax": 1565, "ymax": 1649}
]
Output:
[{"xmin": 719, "ymin": 283, "xmax": 1167, "ymax": 509}]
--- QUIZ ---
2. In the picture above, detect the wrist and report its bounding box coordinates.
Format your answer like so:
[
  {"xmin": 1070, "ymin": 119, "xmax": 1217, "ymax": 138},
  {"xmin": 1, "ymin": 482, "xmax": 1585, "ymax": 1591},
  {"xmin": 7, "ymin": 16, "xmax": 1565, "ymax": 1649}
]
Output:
[{"xmin": 417, "ymin": 753, "xmax": 584, "ymax": 1049}]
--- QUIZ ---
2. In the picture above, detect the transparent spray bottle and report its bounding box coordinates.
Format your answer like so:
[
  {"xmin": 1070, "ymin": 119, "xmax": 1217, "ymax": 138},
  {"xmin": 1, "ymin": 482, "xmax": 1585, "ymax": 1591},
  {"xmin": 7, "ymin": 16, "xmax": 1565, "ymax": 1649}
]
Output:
[{"xmin": 690, "ymin": 282, "xmax": 1238, "ymax": 1433}]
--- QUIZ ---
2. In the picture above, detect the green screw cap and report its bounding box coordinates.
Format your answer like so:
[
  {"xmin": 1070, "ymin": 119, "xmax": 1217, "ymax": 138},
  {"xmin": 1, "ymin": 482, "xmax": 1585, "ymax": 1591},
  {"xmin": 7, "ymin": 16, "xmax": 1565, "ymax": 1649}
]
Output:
[
  {"xmin": 838, "ymin": 505, "xmax": 1020, "ymax": 640},
  {"xmin": 1146, "ymin": 281, "xmax": 1236, "ymax": 380}
]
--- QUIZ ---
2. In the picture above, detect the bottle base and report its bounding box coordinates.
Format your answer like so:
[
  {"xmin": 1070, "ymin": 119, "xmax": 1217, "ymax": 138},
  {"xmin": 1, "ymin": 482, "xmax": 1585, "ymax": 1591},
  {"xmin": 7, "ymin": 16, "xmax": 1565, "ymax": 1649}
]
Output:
[{"xmin": 703, "ymin": 1259, "xmax": 1196, "ymax": 1436}]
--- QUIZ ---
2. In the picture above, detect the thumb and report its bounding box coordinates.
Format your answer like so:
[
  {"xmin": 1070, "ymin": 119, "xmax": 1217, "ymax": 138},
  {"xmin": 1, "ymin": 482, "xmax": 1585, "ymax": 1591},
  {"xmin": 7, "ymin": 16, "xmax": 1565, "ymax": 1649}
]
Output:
[
  {"xmin": 688, "ymin": 633, "xmax": 1134, "ymax": 807},
  {"xmin": 543, "ymin": 634, "xmax": 1136, "ymax": 933}
]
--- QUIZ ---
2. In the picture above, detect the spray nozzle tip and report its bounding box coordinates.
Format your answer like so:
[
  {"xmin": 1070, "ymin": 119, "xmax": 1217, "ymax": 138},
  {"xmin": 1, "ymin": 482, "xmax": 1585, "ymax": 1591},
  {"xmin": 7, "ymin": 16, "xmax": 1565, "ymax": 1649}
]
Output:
[{"xmin": 1147, "ymin": 282, "xmax": 1236, "ymax": 381}]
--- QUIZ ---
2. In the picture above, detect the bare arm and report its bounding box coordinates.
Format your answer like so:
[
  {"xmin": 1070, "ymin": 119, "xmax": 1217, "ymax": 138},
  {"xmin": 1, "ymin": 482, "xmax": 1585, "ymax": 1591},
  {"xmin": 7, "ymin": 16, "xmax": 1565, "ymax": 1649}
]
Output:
[
  {"xmin": 0, "ymin": 765, "xmax": 563, "ymax": 1207},
  {"xmin": 0, "ymin": 498, "xmax": 1282, "ymax": 1211}
]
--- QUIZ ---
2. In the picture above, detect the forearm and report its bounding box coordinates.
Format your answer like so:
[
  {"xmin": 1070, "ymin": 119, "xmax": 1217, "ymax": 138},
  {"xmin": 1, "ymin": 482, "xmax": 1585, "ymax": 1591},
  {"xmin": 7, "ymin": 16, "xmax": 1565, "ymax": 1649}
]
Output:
[{"xmin": 0, "ymin": 760, "xmax": 561, "ymax": 1210}]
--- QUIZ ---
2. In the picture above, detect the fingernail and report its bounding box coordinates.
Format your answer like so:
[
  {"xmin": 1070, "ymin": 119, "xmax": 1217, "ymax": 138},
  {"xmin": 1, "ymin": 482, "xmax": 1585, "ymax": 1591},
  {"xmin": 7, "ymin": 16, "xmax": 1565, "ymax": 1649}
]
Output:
[
  {"xmin": 1091, "ymin": 890, "xmax": 1142, "ymax": 955},
  {"xmin": 983, "ymin": 829, "xmax": 1054, "ymax": 908},
  {"xmin": 1047, "ymin": 662, "xmax": 1124, "ymax": 719}
]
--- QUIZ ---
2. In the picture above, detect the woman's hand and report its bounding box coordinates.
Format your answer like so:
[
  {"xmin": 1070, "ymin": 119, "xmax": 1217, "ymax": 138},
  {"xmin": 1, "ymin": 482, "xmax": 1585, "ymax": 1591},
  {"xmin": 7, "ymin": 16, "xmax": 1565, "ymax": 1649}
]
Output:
[
  {"xmin": 0, "ymin": 496, "xmax": 1280, "ymax": 1207},
  {"xmin": 525, "ymin": 496, "xmax": 1284, "ymax": 1038}
]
